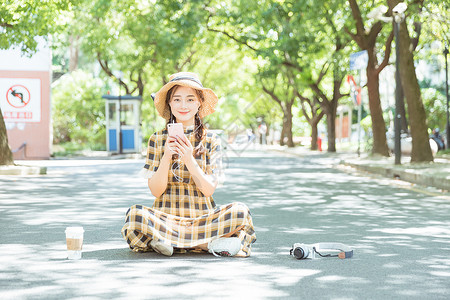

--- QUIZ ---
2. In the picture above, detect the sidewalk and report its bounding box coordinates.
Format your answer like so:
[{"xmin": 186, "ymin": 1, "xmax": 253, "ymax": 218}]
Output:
[
  {"xmin": 0, "ymin": 152, "xmax": 143, "ymax": 175},
  {"xmin": 268, "ymin": 145, "xmax": 450, "ymax": 192}
]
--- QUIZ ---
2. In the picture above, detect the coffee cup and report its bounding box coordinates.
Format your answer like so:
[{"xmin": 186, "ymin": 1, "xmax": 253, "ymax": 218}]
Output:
[{"xmin": 65, "ymin": 227, "xmax": 84, "ymax": 260}]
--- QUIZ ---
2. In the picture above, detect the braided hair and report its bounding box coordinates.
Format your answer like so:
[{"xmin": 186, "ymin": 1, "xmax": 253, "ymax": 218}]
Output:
[{"xmin": 166, "ymin": 85, "xmax": 206, "ymax": 157}]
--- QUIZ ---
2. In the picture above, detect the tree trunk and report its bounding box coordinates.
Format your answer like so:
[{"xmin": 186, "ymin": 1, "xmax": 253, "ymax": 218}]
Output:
[
  {"xmin": 69, "ymin": 35, "xmax": 79, "ymax": 72},
  {"xmin": 367, "ymin": 64, "xmax": 390, "ymax": 156},
  {"xmin": 397, "ymin": 21, "xmax": 433, "ymax": 162},
  {"xmin": 347, "ymin": 0, "xmax": 393, "ymax": 156},
  {"xmin": 326, "ymin": 111, "xmax": 337, "ymax": 152},
  {"xmin": 295, "ymin": 91, "xmax": 325, "ymax": 151},
  {"xmin": 0, "ymin": 108, "xmax": 14, "ymax": 165},
  {"xmin": 327, "ymin": 76, "xmax": 344, "ymax": 153},
  {"xmin": 280, "ymin": 120, "xmax": 286, "ymax": 146},
  {"xmin": 261, "ymin": 86, "xmax": 295, "ymax": 147},
  {"xmin": 311, "ymin": 123, "xmax": 318, "ymax": 151},
  {"xmin": 284, "ymin": 105, "xmax": 295, "ymax": 147}
]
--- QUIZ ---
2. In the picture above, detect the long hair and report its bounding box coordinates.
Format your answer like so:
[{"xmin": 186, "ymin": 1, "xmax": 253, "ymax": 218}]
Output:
[{"xmin": 166, "ymin": 85, "xmax": 206, "ymax": 157}]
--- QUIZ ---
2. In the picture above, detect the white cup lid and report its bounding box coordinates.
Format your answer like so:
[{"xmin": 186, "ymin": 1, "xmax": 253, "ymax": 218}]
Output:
[{"xmin": 65, "ymin": 226, "xmax": 84, "ymax": 234}]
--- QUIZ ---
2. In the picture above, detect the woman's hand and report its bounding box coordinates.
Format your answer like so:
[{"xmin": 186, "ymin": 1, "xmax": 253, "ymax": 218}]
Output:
[
  {"xmin": 172, "ymin": 134, "xmax": 195, "ymax": 164},
  {"xmin": 164, "ymin": 135, "xmax": 180, "ymax": 157}
]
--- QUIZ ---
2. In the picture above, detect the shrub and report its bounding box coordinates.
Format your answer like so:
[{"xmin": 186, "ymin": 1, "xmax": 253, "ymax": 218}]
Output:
[{"xmin": 52, "ymin": 70, "xmax": 106, "ymax": 149}]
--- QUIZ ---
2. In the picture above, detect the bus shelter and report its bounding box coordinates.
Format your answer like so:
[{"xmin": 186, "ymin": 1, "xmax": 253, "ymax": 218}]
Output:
[{"xmin": 102, "ymin": 94, "xmax": 142, "ymax": 153}]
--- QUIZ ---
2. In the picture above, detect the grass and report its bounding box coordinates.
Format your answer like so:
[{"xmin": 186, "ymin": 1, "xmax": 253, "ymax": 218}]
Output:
[
  {"xmin": 436, "ymin": 149, "xmax": 450, "ymax": 159},
  {"xmin": 51, "ymin": 142, "xmax": 106, "ymax": 157}
]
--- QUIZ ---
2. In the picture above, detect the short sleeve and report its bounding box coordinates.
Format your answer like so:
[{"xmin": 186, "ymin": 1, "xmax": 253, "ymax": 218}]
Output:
[
  {"xmin": 206, "ymin": 133, "xmax": 223, "ymax": 178},
  {"xmin": 139, "ymin": 132, "xmax": 162, "ymax": 179}
]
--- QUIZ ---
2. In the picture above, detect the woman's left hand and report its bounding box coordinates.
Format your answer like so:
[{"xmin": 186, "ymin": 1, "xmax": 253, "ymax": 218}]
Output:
[{"xmin": 173, "ymin": 135, "xmax": 195, "ymax": 164}]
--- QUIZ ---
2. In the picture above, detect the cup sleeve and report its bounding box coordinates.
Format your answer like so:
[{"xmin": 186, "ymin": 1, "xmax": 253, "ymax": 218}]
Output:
[{"xmin": 139, "ymin": 133, "xmax": 161, "ymax": 179}]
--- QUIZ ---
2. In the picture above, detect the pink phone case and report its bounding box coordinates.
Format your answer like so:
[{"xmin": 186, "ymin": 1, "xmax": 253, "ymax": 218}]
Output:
[{"xmin": 167, "ymin": 123, "xmax": 184, "ymax": 137}]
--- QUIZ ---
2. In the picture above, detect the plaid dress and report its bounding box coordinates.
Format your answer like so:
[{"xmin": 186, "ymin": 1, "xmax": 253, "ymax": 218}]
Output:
[{"xmin": 121, "ymin": 127, "xmax": 256, "ymax": 256}]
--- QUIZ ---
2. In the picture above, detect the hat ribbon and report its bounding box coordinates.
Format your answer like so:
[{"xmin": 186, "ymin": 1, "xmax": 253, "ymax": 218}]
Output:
[{"xmin": 169, "ymin": 76, "xmax": 203, "ymax": 87}]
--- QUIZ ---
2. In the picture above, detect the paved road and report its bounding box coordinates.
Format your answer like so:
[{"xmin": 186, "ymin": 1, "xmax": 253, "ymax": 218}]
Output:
[{"xmin": 1, "ymin": 151, "xmax": 449, "ymax": 299}]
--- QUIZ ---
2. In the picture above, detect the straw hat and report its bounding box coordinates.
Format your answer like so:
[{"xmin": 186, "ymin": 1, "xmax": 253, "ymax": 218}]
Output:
[{"xmin": 153, "ymin": 72, "xmax": 219, "ymax": 120}]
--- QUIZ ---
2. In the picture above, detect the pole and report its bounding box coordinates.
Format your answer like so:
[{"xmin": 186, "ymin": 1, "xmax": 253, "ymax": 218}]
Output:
[
  {"xmin": 357, "ymin": 69, "xmax": 362, "ymax": 157},
  {"xmin": 444, "ymin": 47, "xmax": 450, "ymax": 149},
  {"xmin": 118, "ymin": 82, "xmax": 123, "ymax": 154},
  {"xmin": 394, "ymin": 20, "xmax": 402, "ymax": 165}
]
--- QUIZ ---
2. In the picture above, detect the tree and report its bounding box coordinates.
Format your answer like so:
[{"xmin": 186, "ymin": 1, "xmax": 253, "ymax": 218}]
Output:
[
  {"xmin": 307, "ymin": 61, "xmax": 349, "ymax": 152},
  {"xmin": 0, "ymin": 0, "xmax": 72, "ymax": 165},
  {"xmin": 0, "ymin": 0, "xmax": 72, "ymax": 53},
  {"xmin": 206, "ymin": 0, "xmax": 351, "ymax": 150},
  {"xmin": 387, "ymin": 0, "xmax": 433, "ymax": 162},
  {"xmin": 346, "ymin": 0, "xmax": 394, "ymax": 156},
  {"xmin": 277, "ymin": 0, "xmax": 351, "ymax": 152},
  {"xmin": 294, "ymin": 0, "xmax": 351, "ymax": 152},
  {"xmin": 205, "ymin": 0, "xmax": 303, "ymax": 147},
  {"xmin": 417, "ymin": 1, "xmax": 450, "ymax": 133},
  {"xmin": 260, "ymin": 70, "xmax": 296, "ymax": 147},
  {"xmin": 0, "ymin": 107, "xmax": 14, "ymax": 165},
  {"xmin": 295, "ymin": 91, "xmax": 325, "ymax": 151},
  {"xmin": 61, "ymin": 0, "xmax": 210, "ymax": 99}
]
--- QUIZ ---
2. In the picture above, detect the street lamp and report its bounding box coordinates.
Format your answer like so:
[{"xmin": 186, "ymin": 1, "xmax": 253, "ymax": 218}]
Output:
[
  {"xmin": 117, "ymin": 71, "xmax": 123, "ymax": 154},
  {"xmin": 368, "ymin": 3, "xmax": 407, "ymax": 165},
  {"xmin": 444, "ymin": 47, "xmax": 450, "ymax": 149},
  {"xmin": 392, "ymin": 3, "xmax": 407, "ymax": 165}
]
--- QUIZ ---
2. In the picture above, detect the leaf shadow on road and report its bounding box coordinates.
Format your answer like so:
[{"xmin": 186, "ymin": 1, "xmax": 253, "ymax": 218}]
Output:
[
  {"xmin": 214, "ymin": 153, "xmax": 450, "ymax": 299},
  {"xmin": 1, "ymin": 154, "xmax": 450, "ymax": 299}
]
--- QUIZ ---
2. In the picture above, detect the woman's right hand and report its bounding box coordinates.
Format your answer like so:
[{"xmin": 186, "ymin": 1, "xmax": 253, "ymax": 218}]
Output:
[{"xmin": 164, "ymin": 136, "xmax": 179, "ymax": 157}]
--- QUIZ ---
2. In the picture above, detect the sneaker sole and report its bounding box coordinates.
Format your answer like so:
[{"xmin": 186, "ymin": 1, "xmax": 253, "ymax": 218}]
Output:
[
  {"xmin": 150, "ymin": 240, "xmax": 173, "ymax": 257},
  {"xmin": 209, "ymin": 237, "xmax": 241, "ymax": 257}
]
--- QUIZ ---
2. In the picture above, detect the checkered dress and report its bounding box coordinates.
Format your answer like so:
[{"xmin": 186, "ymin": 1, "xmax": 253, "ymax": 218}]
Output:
[{"xmin": 121, "ymin": 128, "xmax": 256, "ymax": 256}]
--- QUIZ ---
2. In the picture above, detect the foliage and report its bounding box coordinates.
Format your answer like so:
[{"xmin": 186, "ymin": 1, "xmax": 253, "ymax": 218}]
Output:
[
  {"xmin": 59, "ymin": 0, "xmax": 270, "ymax": 143},
  {"xmin": 2, "ymin": 0, "xmax": 449, "ymax": 156},
  {"xmin": 52, "ymin": 70, "xmax": 106, "ymax": 148},
  {"xmin": 415, "ymin": 1, "xmax": 449, "ymax": 135},
  {"xmin": 421, "ymin": 87, "xmax": 447, "ymax": 131},
  {"xmin": 205, "ymin": 0, "xmax": 354, "ymax": 148},
  {"xmin": 418, "ymin": 1, "xmax": 450, "ymax": 50},
  {"xmin": 0, "ymin": 0, "xmax": 73, "ymax": 54},
  {"xmin": 66, "ymin": 0, "xmax": 210, "ymax": 93},
  {"xmin": 0, "ymin": 0, "xmax": 74, "ymax": 164}
]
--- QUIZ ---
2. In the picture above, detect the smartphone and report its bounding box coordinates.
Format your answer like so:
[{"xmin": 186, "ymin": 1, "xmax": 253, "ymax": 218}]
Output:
[{"xmin": 167, "ymin": 123, "xmax": 184, "ymax": 138}]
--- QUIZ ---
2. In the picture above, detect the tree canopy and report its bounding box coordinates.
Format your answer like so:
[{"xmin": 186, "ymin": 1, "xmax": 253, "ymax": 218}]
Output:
[{"xmin": 1, "ymin": 0, "xmax": 449, "ymax": 161}]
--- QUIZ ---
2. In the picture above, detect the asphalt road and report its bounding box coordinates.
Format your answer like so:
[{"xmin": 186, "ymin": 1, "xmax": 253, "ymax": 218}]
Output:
[{"xmin": 1, "ymin": 150, "xmax": 449, "ymax": 299}]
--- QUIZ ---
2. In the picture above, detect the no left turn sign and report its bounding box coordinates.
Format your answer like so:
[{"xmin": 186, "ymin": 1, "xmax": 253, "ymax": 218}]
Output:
[
  {"xmin": 0, "ymin": 78, "xmax": 41, "ymax": 123},
  {"xmin": 6, "ymin": 85, "xmax": 31, "ymax": 108}
]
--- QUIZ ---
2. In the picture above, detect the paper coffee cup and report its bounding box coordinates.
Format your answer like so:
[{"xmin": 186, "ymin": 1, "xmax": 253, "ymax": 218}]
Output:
[{"xmin": 65, "ymin": 227, "xmax": 84, "ymax": 260}]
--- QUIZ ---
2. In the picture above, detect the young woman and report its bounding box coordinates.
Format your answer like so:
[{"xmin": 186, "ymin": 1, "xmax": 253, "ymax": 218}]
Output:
[{"xmin": 121, "ymin": 72, "xmax": 256, "ymax": 257}]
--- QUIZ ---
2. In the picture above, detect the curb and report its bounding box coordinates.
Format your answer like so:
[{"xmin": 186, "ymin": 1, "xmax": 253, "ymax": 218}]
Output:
[
  {"xmin": 51, "ymin": 153, "xmax": 144, "ymax": 160},
  {"xmin": 0, "ymin": 165, "xmax": 47, "ymax": 175},
  {"xmin": 341, "ymin": 161, "xmax": 450, "ymax": 191},
  {"xmin": 268, "ymin": 147, "xmax": 450, "ymax": 191}
]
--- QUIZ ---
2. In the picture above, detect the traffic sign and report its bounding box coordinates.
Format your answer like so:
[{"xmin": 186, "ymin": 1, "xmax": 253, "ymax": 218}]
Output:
[
  {"xmin": 0, "ymin": 78, "xmax": 41, "ymax": 122},
  {"xmin": 6, "ymin": 85, "xmax": 31, "ymax": 108},
  {"xmin": 350, "ymin": 50, "xmax": 369, "ymax": 70}
]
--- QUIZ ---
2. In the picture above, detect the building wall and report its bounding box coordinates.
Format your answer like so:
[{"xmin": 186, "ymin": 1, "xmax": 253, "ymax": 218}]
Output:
[
  {"xmin": 0, "ymin": 70, "xmax": 51, "ymax": 159},
  {"xmin": 0, "ymin": 37, "xmax": 51, "ymax": 160}
]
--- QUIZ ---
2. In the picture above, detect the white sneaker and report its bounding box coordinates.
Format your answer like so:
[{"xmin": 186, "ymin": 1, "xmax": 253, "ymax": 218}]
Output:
[
  {"xmin": 150, "ymin": 240, "xmax": 173, "ymax": 257},
  {"xmin": 208, "ymin": 237, "xmax": 241, "ymax": 257}
]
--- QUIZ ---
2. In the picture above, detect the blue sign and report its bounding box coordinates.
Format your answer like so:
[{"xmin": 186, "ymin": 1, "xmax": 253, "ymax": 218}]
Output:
[{"xmin": 350, "ymin": 50, "xmax": 369, "ymax": 70}]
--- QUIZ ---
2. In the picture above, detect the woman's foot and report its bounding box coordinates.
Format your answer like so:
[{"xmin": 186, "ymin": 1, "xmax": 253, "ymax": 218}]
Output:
[
  {"xmin": 150, "ymin": 240, "xmax": 174, "ymax": 257},
  {"xmin": 208, "ymin": 237, "xmax": 241, "ymax": 257}
]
